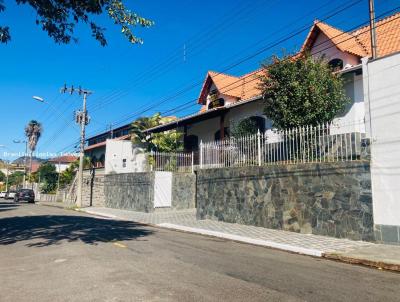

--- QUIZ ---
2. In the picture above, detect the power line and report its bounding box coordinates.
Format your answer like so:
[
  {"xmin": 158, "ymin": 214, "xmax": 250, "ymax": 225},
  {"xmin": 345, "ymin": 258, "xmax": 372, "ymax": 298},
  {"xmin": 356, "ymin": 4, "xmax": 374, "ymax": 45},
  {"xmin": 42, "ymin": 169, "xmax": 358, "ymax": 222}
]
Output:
[
  {"xmin": 87, "ymin": 0, "xmax": 366, "ymax": 131},
  {"xmin": 114, "ymin": 6, "xmax": 400, "ymax": 125},
  {"xmin": 88, "ymin": 0, "xmax": 275, "ymax": 112},
  {"xmin": 53, "ymin": 2, "xmax": 398, "ymax": 154}
]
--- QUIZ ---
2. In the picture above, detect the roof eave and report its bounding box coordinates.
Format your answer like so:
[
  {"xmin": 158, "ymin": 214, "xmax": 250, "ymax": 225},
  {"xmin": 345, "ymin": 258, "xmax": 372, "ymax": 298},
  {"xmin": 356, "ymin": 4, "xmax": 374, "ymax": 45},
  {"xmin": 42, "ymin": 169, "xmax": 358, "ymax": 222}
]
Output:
[{"xmin": 144, "ymin": 95, "xmax": 262, "ymax": 134}]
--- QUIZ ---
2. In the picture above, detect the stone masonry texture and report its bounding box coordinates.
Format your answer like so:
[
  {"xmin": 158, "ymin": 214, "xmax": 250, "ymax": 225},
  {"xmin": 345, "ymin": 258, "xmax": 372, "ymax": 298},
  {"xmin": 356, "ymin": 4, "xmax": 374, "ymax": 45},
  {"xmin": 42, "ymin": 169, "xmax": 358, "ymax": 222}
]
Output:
[
  {"xmin": 82, "ymin": 174, "xmax": 105, "ymax": 208},
  {"xmin": 103, "ymin": 172, "xmax": 196, "ymax": 212},
  {"xmin": 104, "ymin": 172, "xmax": 155, "ymax": 212},
  {"xmin": 172, "ymin": 173, "xmax": 196, "ymax": 210},
  {"xmin": 196, "ymin": 161, "xmax": 374, "ymax": 241}
]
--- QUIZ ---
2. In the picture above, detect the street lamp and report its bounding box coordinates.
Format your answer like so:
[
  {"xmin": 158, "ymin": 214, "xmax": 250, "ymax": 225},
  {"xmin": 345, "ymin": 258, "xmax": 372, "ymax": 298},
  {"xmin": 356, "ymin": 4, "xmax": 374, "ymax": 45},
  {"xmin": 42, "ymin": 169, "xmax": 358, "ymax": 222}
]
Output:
[
  {"xmin": 32, "ymin": 95, "xmax": 79, "ymax": 129},
  {"xmin": 33, "ymin": 96, "xmax": 44, "ymax": 102},
  {"xmin": 13, "ymin": 140, "xmax": 28, "ymax": 188}
]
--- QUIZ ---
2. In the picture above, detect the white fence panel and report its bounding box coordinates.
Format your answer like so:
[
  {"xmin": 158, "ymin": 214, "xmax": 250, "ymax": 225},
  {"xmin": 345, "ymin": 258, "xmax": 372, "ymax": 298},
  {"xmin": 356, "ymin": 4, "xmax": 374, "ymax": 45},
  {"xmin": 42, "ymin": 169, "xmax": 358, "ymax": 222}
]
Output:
[{"xmin": 146, "ymin": 122, "xmax": 365, "ymax": 172}]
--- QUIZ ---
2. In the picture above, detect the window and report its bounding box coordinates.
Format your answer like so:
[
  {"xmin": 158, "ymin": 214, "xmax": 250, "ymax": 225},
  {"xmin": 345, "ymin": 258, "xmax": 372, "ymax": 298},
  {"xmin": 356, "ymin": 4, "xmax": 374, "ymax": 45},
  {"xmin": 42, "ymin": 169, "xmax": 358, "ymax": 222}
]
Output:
[
  {"xmin": 184, "ymin": 135, "xmax": 199, "ymax": 151},
  {"xmin": 328, "ymin": 58, "xmax": 343, "ymax": 71},
  {"xmin": 122, "ymin": 159, "xmax": 127, "ymax": 168},
  {"xmin": 208, "ymin": 98, "xmax": 225, "ymax": 110}
]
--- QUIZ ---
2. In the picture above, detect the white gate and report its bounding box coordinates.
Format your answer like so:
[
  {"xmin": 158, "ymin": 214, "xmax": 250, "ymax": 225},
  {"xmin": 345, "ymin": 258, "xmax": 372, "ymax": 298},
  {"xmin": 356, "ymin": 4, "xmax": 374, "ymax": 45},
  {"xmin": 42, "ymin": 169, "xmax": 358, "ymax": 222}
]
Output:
[{"xmin": 153, "ymin": 172, "xmax": 172, "ymax": 208}]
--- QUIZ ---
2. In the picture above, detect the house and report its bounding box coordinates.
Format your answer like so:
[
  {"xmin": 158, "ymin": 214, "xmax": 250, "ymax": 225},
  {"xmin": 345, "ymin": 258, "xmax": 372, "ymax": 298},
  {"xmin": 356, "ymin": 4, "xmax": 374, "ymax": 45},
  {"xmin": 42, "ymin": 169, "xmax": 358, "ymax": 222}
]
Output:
[
  {"xmin": 47, "ymin": 155, "xmax": 78, "ymax": 173},
  {"xmin": 145, "ymin": 12, "xmax": 400, "ymax": 150},
  {"xmin": 84, "ymin": 124, "xmax": 132, "ymax": 168}
]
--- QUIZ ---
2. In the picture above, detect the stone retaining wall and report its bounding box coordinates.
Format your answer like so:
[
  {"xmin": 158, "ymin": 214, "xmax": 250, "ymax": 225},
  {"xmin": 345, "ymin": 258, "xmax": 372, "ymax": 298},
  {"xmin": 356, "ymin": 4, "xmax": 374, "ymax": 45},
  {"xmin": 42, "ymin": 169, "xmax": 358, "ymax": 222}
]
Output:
[
  {"xmin": 82, "ymin": 173, "xmax": 105, "ymax": 207},
  {"xmin": 104, "ymin": 172, "xmax": 154, "ymax": 212},
  {"xmin": 172, "ymin": 173, "xmax": 196, "ymax": 210},
  {"xmin": 196, "ymin": 161, "xmax": 374, "ymax": 241},
  {"xmin": 103, "ymin": 172, "xmax": 196, "ymax": 212}
]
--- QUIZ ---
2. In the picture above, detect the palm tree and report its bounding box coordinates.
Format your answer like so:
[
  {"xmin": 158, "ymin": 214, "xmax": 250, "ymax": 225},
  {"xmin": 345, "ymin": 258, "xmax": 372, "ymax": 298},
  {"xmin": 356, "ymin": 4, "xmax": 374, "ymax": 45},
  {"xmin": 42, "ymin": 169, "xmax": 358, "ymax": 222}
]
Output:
[
  {"xmin": 130, "ymin": 113, "xmax": 182, "ymax": 152},
  {"xmin": 25, "ymin": 120, "xmax": 42, "ymax": 188},
  {"xmin": 130, "ymin": 113, "xmax": 161, "ymax": 150}
]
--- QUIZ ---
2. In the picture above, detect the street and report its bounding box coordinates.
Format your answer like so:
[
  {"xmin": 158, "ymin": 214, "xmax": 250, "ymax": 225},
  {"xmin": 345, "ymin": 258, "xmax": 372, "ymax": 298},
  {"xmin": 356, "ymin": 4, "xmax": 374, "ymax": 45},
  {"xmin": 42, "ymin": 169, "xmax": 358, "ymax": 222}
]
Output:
[{"xmin": 0, "ymin": 201, "xmax": 399, "ymax": 302}]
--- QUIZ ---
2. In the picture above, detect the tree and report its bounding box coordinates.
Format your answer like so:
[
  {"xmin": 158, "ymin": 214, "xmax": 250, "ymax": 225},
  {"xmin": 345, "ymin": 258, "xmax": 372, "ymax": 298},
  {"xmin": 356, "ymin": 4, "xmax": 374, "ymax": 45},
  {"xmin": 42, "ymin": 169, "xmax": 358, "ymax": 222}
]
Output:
[
  {"xmin": 231, "ymin": 117, "xmax": 264, "ymax": 138},
  {"xmin": 25, "ymin": 120, "xmax": 42, "ymax": 153},
  {"xmin": 0, "ymin": 0, "xmax": 153, "ymax": 45},
  {"xmin": 259, "ymin": 53, "xmax": 350, "ymax": 129},
  {"xmin": 0, "ymin": 170, "xmax": 5, "ymax": 183},
  {"xmin": 59, "ymin": 157, "xmax": 91, "ymax": 188},
  {"xmin": 131, "ymin": 113, "xmax": 183, "ymax": 152},
  {"xmin": 25, "ymin": 120, "xmax": 43, "ymax": 181},
  {"xmin": 37, "ymin": 163, "xmax": 58, "ymax": 193},
  {"xmin": 8, "ymin": 171, "xmax": 24, "ymax": 188}
]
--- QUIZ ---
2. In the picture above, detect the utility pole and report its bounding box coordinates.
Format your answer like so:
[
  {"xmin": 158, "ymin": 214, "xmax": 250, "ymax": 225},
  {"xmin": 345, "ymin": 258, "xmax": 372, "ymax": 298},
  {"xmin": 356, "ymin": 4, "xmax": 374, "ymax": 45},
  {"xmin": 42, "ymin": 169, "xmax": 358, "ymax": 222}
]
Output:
[
  {"xmin": 60, "ymin": 85, "xmax": 92, "ymax": 207},
  {"xmin": 109, "ymin": 123, "xmax": 114, "ymax": 139},
  {"xmin": 369, "ymin": 0, "xmax": 378, "ymax": 59}
]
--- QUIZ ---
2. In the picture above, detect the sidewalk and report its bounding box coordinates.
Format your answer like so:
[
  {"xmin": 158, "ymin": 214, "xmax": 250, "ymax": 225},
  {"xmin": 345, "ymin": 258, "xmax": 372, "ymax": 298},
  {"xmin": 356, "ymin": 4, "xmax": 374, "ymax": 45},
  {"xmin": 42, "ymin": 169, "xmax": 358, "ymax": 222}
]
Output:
[{"xmin": 74, "ymin": 206, "xmax": 400, "ymax": 272}]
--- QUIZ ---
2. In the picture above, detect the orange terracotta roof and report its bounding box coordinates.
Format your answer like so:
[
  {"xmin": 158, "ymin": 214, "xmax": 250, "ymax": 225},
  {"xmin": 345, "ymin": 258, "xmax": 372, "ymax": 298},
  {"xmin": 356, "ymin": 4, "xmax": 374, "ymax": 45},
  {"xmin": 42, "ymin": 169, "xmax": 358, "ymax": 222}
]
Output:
[
  {"xmin": 198, "ymin": 71, "xmax": 240, "ymax": 104},
  {"xmin": 31, "ymin": 162, "xmax": 41, "ymax": 173},
  {"xmin": 197, "ymin": 11, "xmax": 400, "ymax": 113},
  {"xmin": 197, "ymin": 70, "xmax": 263, "ymax": 105},
  {"xmin": 48, "ymin": 155, "xmax": 78, "ymax": 163},
  {"xmin": 303, "ymin": 12, "xmax": 400, "ymax": 58},
  {"xmin": 351, "ymin": 12, "xmax": 400, "ymax": 57}
]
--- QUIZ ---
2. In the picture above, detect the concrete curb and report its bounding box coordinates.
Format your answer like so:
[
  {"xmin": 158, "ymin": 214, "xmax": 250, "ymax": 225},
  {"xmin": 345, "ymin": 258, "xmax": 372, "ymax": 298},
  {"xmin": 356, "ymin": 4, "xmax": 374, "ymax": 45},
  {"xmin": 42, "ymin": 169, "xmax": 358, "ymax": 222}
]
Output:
[
  {"xmin": 36, "ymin": 202, "xmax": 70, "ymax": 209},
  {"xmin": 76, "ymin": 208, "xmax": 119, "ymax": 220},
  {"xmin": 76, "ymin": 208, "xmax": 400, "ymax": 272}
]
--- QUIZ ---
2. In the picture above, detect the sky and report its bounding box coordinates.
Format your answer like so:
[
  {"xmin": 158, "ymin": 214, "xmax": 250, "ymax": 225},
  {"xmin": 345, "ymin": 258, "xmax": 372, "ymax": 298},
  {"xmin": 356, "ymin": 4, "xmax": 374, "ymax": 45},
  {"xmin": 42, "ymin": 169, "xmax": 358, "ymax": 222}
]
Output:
[{"xmin": 0, "ymin": 0, "xmax": 398, "ymax": 161}]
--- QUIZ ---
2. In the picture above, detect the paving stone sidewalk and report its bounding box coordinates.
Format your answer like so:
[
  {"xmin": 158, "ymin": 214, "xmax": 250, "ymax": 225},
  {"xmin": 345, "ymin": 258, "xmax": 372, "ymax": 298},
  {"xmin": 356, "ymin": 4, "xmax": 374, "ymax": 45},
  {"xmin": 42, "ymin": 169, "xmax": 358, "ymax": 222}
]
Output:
[{"xmin": 78, "ymin": 207, "xmax": 372, "ymax": 253}]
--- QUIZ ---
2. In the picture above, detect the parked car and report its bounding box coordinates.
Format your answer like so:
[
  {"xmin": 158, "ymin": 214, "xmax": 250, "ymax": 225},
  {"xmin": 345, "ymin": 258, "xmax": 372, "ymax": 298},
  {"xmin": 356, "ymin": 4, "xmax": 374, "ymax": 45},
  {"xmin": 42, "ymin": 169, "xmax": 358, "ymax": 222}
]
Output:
[
  {"xmin": 6, "ymin": 190, "xmax": 17, "ymax": 200},
  {"xmin": 0, "ymin": 191, "xmax": 7, "ymax": 198},
  {"xmin": 14, "ymin": 189, "xmax": 35, "ymax": 203}
]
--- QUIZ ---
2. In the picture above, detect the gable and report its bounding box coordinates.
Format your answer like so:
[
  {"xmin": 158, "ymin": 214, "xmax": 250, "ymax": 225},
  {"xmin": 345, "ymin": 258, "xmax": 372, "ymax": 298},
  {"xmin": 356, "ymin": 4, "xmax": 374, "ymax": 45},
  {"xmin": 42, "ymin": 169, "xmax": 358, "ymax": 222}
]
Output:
[
  {"xmin": 310, "ymin": 31, "xmax": 360, "ymax": 67},
  {"xmin": 302, "ymin": 12, "xmax": 400, "ymax": 60}
]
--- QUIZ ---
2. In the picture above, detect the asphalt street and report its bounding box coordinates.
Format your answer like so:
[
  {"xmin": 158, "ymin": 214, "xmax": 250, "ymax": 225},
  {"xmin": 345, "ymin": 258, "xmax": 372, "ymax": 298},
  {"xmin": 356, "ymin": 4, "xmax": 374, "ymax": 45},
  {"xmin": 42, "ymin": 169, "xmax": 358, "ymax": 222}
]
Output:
[{"xmin": 0, "ymin": 201, "xmax": 399, "ymax": 302}]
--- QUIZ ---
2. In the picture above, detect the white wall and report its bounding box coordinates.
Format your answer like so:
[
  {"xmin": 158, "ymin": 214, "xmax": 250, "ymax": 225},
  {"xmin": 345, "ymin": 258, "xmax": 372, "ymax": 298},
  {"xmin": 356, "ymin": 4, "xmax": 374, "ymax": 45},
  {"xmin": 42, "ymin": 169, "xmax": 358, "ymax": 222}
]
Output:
[
  {"xmin": 105, "ymin": 140, "xmax": 147, "ymax": 174},
  {"xmin": 363, "ymin": 53, "xmax": 400, "ymax": 227},
  {"xmin": 54, "ymin": 163, "xmax": 70, "ymax": 173},
  {"xmin": 331, "ymin": 72, "xmax": 366, "ymax": 134},
  {"xmin": 187, "ymin": 116, "xmax": 220, "ymax": 143},
  {"xmin": 311, "ymin": 32, "xmax": 360, "ymax": 67},
  {"xmin": 228, "ymin": 99, "xmax": 267, "ymax": 128}
]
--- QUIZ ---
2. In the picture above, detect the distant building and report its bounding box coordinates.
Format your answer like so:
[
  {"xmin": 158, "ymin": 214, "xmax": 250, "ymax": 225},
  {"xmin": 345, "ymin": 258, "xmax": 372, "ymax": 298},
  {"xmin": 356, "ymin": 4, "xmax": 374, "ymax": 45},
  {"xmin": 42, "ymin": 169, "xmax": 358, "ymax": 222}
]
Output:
[{"xmin": 48, "ymin": 155, "xmax": 78, "ymax": 173}]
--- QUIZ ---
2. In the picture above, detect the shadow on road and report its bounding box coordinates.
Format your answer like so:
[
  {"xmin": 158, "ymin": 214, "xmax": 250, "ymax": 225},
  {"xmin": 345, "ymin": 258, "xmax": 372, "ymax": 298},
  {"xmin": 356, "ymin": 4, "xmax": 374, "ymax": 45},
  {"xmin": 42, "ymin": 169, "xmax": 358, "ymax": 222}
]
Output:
[
  {"xmin": 0, "ymin": 202, "xmax": 20, "ymax": 212},
  {"xmin": 0, "ymin": 214, "xmax": 154, "ymax": 247}
]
